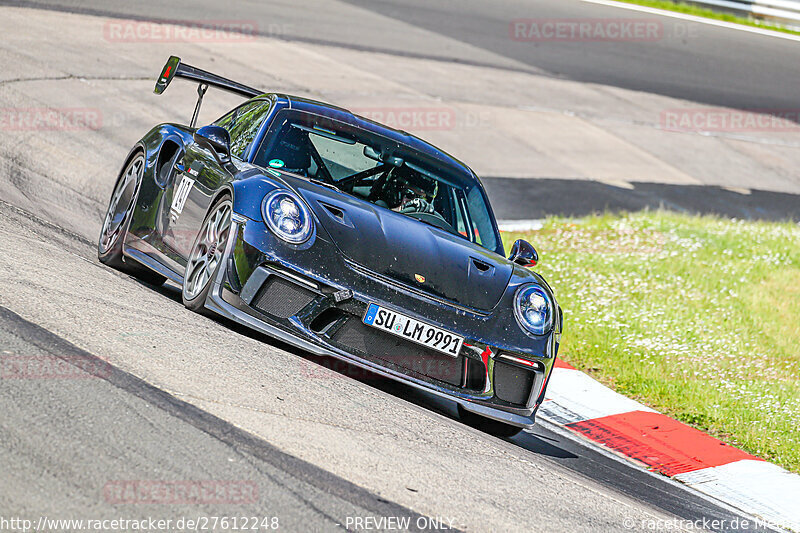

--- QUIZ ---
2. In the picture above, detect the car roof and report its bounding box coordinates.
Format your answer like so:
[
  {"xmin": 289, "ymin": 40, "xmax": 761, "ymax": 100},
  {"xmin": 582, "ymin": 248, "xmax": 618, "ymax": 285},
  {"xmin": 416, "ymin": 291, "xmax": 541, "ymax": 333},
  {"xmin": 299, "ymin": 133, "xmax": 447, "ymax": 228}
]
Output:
[{"xmin": 260, "ymin": 93, "xmax": 481, "ymax": 188}]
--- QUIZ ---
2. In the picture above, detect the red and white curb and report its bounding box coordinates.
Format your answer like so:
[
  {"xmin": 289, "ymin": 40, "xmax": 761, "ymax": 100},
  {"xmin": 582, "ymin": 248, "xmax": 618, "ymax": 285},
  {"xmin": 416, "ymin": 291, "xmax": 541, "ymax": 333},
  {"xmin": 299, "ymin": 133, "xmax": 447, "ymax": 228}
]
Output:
[{"xmin": 538, "ymin": 359, "xmax": 800, "ymax": 531}]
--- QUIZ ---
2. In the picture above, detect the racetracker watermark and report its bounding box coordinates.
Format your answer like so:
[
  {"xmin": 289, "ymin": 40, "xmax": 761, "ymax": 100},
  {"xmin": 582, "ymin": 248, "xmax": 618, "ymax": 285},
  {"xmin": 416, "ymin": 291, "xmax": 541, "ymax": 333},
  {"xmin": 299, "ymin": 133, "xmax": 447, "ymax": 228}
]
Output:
[
  {"xmin": 623, "ymin": 515, "xmax": 780, "ymax": 530},
  {"xmin": 353, "ymin": 107, "xmax": 460, "ymax": 131},
  {"xmin": 0, "ymin": 108, "xmax": 102, "ymax": 131},
  {"xmin": 103, "ymin": 19, "xmax": 268, "ymax": 42},
  {"xmin": 0, "ymin": 354, "xmax": 112, "ymax": 379},
  {"xmin": 309, "ymin": 106, "xmax": 491, "ymax": 133},
  {"xmin": 661, "ymin": 108, "xmax": 800, "ymax": 132},
  {"xmin": 300, "ymin": 355, "xmax": 465, "ymax": 384},
  {"xmin": 344, "ymin": 515, "xmax": 456, "ymax": 531},
  {"xmin": 510, "ymin": 18, "xmax": 663, "ymax": 41},
  {"xmin": 103, "ymin": 480, "xmax": 259, "ymax": 505},
  {"xmin": 0, "ymin": 515, "xmax": 280, "ymax": 531}
]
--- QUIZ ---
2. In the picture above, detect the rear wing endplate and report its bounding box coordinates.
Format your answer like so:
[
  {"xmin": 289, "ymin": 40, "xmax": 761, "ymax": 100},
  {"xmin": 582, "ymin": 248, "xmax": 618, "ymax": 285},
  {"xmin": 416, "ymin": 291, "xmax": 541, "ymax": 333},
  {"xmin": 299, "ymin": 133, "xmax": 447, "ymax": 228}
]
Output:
[{"xmin": 154, "ymin": 56, "xmax": 263, "ymax": 127}]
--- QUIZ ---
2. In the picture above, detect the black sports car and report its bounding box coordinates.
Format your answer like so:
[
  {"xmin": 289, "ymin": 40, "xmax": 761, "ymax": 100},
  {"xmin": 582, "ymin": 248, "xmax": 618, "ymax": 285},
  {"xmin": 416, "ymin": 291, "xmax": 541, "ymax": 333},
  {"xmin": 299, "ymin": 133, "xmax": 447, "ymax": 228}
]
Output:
[{"xmin": 99, "ymin": 56, "xmax": 562, "ymax": 437}]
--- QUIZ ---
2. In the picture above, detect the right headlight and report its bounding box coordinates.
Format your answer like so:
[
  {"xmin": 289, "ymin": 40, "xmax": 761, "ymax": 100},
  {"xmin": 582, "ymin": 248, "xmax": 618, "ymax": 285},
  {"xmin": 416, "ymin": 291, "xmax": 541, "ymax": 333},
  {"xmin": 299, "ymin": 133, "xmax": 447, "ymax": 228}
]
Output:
[
  {"xmin": 261, "ymin": 190, "xmax": 313, "ymax": 244},
  {"xmin": 514, "ymin": 284, "xmax": 553, "ymax": 336}
]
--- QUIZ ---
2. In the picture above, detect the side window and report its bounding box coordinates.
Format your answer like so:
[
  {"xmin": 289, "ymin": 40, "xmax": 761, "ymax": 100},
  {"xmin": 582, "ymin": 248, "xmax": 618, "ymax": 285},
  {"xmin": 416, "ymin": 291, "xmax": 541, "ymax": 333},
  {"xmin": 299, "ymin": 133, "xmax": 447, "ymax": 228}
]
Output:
[
  {"xmin": 215, "ymin": 101, "xmax": 271, "ymax": 160},
  {"xmin": 215, "ymin": 109, "xmax": 236, "ymax": 130},
  {"xmin": 465, "ymin": 186, "xmax": 498, "ymax": 252}
]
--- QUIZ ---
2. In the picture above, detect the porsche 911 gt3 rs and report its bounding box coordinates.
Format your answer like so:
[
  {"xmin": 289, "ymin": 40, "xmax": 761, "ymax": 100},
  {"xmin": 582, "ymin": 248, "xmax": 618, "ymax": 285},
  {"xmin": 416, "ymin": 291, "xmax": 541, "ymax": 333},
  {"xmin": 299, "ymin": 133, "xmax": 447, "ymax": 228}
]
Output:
[{"xmin": 99, "ymin": 56, "xmax": 562, "ymax": 437}]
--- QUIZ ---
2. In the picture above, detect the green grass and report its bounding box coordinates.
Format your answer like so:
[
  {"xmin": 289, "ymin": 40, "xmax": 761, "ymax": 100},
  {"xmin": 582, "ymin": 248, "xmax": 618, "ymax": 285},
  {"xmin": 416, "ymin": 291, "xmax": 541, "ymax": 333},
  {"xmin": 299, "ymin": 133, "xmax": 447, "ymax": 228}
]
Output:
[
  {"xmin": 618, "ymin": 0, "xmax": 800, "ymax": 36},
  {"xmin": 502, "ymin": 211, "xmax": 800, "ymax": 473}
]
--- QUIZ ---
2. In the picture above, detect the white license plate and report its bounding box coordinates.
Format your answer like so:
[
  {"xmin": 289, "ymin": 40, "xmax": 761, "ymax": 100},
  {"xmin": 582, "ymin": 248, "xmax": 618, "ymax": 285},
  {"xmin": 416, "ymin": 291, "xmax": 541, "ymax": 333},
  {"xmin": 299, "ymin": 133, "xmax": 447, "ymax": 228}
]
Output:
[{"xmin": 362, "ymin": 303, "xmax": 464, "ymax": 358}]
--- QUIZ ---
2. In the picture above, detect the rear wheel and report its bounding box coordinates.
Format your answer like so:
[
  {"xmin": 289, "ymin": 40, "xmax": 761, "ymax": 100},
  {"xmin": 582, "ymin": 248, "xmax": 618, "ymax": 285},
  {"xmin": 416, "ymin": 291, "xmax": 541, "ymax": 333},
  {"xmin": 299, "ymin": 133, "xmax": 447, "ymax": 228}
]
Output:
[
  {"xmin": 457, "ymin": 405, "xmax": 524, "ymax": 438},
  {"xmin": 182, "ymin": 195, "xmax": 233, "ymax": 313},
  {"xmin": 98, "ymin": 153, "xmax": 166, "ymax": 286}
]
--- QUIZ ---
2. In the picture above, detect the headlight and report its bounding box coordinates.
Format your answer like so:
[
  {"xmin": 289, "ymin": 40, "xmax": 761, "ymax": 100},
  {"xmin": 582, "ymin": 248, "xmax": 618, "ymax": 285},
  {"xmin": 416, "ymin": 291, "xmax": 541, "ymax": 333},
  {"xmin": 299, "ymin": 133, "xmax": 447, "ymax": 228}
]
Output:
[
  {"xmin": 262, "ymin": 190, "xmax": 313, "ymax": 244},
  {"xmin": 514, "ymin": 284, "xmax": 553, "ymax": 336}
]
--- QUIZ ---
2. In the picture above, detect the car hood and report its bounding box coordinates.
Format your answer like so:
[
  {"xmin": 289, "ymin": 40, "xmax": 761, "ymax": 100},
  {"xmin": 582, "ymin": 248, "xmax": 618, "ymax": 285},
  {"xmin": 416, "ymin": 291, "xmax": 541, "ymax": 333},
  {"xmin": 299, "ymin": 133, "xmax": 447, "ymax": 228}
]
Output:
[{"xmin": 287, "ymin": 178, "xmax": 513, "ymax": 311}]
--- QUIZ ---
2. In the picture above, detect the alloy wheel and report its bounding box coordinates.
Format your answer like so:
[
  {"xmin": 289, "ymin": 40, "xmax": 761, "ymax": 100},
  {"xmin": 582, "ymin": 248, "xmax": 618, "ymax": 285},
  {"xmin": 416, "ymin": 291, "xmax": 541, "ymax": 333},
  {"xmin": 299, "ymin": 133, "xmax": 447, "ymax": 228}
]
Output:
[
  {"xmin": 99, "ymin": 154, "xmax": 144, "ymax": 254},
  {"xmin": 183, "ymin": 199, "xmax": 232, "ymax": 301}
]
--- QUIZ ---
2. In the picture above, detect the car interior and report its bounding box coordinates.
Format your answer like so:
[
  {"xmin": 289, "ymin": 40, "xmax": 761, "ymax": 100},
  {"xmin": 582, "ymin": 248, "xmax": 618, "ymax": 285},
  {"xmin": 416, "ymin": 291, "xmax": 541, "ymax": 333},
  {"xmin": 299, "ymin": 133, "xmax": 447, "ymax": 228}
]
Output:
[{"xmin": 254, "ymin": 118, "xmax": 483, "ymax": 240}]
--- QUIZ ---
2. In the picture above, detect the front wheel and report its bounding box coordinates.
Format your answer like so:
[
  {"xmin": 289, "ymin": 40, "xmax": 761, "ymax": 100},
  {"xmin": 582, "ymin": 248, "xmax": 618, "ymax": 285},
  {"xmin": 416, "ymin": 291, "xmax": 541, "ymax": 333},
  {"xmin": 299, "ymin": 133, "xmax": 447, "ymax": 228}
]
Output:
[
  {"xmin": 98, "ymin": 152, "xmax": 166, "ymax": 286},
  {"xmin": 182, "ymin": 195, "xmax": 233, "ymax": 313},
  {"xmin": 457, "ymin": 405, "xmax": 524, "ymax": 438}
]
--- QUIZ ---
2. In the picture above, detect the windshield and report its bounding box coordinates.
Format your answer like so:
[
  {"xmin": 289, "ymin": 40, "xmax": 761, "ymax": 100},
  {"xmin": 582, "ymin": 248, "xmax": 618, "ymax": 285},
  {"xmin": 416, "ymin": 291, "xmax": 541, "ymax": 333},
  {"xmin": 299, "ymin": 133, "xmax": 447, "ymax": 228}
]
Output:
[{"xmin": 254, "ymin": 109, "xmax": 501, "ymax": 254}]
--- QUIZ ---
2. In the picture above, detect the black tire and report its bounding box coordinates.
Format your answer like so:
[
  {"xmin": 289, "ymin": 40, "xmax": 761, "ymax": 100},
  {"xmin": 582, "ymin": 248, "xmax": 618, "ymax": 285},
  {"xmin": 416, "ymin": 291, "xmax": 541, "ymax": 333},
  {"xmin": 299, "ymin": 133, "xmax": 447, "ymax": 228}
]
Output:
[
  {"xmin": 182, "ymin": 195, "xmax": 233, "ymax": 314},
  {"xmin": 457, "ymin": 405, "xmax": 524, "ymax": 438},
  {"xmin": 98, "ymin": 152, "xmax": 166, "ymax": 286}
]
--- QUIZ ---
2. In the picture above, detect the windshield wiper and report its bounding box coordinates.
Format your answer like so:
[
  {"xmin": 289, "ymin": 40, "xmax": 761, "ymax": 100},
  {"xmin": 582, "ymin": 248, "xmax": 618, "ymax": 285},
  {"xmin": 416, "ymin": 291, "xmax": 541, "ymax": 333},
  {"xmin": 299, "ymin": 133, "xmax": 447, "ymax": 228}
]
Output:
[
  {"xmin": 309, "ymin": 178, "xmax": 340, "ymax": 191},
  {"xmin": 405, "ymin": 213, "xmax": 460, "ymax": 236}
]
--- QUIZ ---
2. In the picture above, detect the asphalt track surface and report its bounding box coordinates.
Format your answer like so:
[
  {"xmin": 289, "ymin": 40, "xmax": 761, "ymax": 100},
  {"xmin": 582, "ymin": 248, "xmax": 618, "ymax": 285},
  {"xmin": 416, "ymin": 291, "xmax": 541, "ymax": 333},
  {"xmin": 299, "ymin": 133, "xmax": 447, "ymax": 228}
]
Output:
[
  {"xmin": 0, "ymin": 1, "xmax": 793, "ymax": 531},
  {"xmin": 0, "ymin": 306, "xmax": 431, "ymax": 532},
  {"xmin": 483, "ymin": 178, "xmax": 800, "ymax": 221},
  {"xmin": 4, "ymin": 0, "xmax": 799, "ymax": 222},
  {"xmin": 339, "ymin": 0, "xmax": 800, "ymax": 113},
  {"xmin": 4, "ymin": 0, "xmax": 799, "ymax": 113},
  {"xmin": 0, "ymin": 201, "xmax": 775, "ymax": 532}
]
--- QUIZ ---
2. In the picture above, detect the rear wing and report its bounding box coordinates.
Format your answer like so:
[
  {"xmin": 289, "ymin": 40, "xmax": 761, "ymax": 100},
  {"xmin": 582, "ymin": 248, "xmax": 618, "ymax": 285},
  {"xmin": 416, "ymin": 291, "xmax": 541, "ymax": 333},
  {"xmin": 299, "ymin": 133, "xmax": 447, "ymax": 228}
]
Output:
[{"xmin": 154, "ymin": 56, "xmax": 263, "ymax": 127}]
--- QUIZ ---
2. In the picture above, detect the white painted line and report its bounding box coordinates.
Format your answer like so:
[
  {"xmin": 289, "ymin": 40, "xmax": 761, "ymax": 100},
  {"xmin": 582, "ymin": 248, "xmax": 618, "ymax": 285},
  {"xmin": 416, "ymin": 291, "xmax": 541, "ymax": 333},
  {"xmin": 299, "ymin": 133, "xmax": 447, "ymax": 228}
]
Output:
[
  {"xmin": 544, "ymin": 367, "xmax": 656, "ymax": 423},
  {"xmin": 598, "ymin": 179, "xmax": 635, "ymax": 190},
  {"xmin": 538, "ymin": 399, "xmax": 590, "ymax": 426},
  {"xmin": 722, "ymin": 186, "xmax": 752, "ymax": 195},
  {"xmin": 581, "ymin": 0, "xmax": 800, "ymax": 42},
  {"xmin": 676, "ymin": 460, "xmax": 800, "ymax": 531},
  {"xmin": 497, "ymin": 219, "xmax": 544, "ymax": 232}
]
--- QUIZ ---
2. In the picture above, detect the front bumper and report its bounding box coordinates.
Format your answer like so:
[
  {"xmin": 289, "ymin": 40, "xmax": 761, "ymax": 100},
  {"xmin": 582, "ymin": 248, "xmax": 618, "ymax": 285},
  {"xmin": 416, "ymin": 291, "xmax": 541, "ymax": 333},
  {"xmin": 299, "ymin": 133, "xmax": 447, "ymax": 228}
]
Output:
[{"xmin": 206, "ymin": 214, "xmax": 557, "ymax": 428}]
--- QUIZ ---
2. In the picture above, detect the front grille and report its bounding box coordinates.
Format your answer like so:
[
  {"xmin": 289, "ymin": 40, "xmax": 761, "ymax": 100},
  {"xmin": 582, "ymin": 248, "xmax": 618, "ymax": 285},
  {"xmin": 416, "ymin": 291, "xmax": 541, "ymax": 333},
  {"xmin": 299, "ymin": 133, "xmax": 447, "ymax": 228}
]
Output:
[
  {"xmin": 252, "ymin": 276, "xmax": 317, "ymax": 319},
  {"xmin": 493, "ymin": 361, "xmax": 536, "ymax": 406},
  {"xmin": 331, "ymin": 318, "xmax": 463, "ymax": 386}
]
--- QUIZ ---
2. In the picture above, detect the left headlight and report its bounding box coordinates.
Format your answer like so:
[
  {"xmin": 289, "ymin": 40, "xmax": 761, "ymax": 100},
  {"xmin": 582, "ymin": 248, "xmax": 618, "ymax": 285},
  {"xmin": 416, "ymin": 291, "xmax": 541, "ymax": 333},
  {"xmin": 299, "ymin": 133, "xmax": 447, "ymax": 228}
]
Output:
[
  {"xmin": 514, "ymin": 284, "xmax": 553, "ymax": 336},
  {"xmin": 262, "ymin": 190, "xmax": 313, "ymax": 244}
]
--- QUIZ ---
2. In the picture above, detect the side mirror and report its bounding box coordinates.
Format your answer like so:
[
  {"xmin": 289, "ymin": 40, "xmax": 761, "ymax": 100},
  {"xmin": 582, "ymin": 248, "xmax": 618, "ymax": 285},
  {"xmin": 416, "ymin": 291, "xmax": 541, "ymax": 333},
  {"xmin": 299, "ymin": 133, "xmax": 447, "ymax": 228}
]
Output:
[
  {"xmin": 508, "ymin": 239, "xmax": 538, "ymax": 267},
  {"xmin": 194, "ymin": 125, "xmax": 231, "ymax": 164}
]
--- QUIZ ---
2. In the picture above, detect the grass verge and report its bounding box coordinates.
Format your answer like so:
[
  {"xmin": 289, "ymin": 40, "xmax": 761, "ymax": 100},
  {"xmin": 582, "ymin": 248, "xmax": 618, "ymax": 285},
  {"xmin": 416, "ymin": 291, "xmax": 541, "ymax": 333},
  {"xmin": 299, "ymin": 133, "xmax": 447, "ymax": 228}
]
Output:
[
  {"xmin": 502, "ymin": 211, "xmax": 800, "ymax": 473},
  {"xmin": 617, "ymin": 0, "xmax": 800, "ymax": 37}
]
